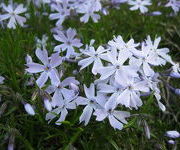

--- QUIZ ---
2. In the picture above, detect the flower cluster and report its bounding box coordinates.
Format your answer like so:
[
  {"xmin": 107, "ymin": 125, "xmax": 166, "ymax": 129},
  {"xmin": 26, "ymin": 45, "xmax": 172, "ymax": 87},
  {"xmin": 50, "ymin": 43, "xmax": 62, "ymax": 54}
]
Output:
[
  {"xmin": 0, "ymin": 0, "xmax": 179, "ymax": 29},
  {"xmin": 25, "ymin": 33, "xmax": 180, "ymax": 130}
]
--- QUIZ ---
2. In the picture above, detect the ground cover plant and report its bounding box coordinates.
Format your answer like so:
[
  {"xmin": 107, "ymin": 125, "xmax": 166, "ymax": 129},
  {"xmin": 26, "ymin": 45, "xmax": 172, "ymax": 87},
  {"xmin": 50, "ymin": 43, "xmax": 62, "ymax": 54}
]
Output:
[{"xmin": 0, "ymin": 0, "xmax": 180, "ymax": 149}]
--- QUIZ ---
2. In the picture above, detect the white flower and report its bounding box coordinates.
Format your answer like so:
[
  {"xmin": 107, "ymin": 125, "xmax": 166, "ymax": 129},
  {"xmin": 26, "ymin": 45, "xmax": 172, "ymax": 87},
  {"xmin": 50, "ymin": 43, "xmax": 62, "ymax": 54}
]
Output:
[
  {"xmin": 142, "ymin": 73, "xmax": 166, "ymax": 111},
  {"xmin": 144, "ymin": 36, "xmax": 172, "ymax": 66},
  {"xmin": 128, "ymin": 0, "xmax": 152, "ymax": 14},
  {"xmin": 116, "ymin": 75, "xmax": 149, "ymax": 109},
  {"xmin": 26, "ymin": 49, "xmax": 62, "ymax": 88},
  {"xmin": 94, "ymin": 96, "xmax": 130, "ymax": 130},
  {"xmin": 46, "ymin": 93, "xmax": 77, "ymax": 125},
  {"xmin": 0, "ymin": 3, "xmax": 27, "ymax": 29},
  {"xmin": 46, "ymin": 72, "xmax": 79, "ymax": 107},
  {"xmin": 166, "ymin": 130, "xmax": 180, "ymax": 138},
  {"xmin": 78, "ymin": 46, "xmax": 108, "ymax": 75},
  {"xmin": 98, "ymin": 49, "xmax": 138, "ymax": 80},
  {"xmin": 24, "ymin": 103, "xmax": 35, "ymax": 116},
  {"xmin": 75, "ymin": 83, "xmax": 105, "ymax": 125},
  {"xmin": 129, "ymin": 42, "xmax": 155, "ymax": 77},
  {"xmin": 108, "ymin": 35, "xmax": 140, "ymax": 59},
  {"xmin": 54, "ymin": 28, "xmax": 83, "ymax": 58}
]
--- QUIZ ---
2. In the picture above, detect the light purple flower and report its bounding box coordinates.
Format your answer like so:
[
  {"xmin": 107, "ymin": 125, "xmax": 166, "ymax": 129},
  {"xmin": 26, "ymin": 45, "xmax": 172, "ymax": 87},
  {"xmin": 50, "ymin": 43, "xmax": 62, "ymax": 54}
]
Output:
[
  {"xmin": 46, "ymin": 72, "xmax": 79, "ymax": 107},
  {"xmin": 116, "ymin": 75, "xmax": 149, "ymax": 109},
  {"xmin": 49, "ymin": 0, "xmax": 70, "ymax": 25},
  {"xmin": 75, "ymin": 83, "xmax": 105, "ymax": 125},
  {"xmin": 24, "ymin": 103, "xmax": 35, "ymax": 116},
  {"xmin": 26, "ymin": 49, "xmax": 62, "ymax": 88},
  {"xmin": 94, "ymin": 96, "xmax": 130, "ymax": 130},
  {"xmin": 166, "ymin": 130, "xmax": 180, "ymax": 138},
  {"xmin": 77, "ymin": 0, "xmax": 102, "ymax": 23},
  {"xmin": 46, "ymin": 92, "xmax": 77, "ymax": 125},
  {"xmin": 54, "ymin": 28, "xmax": 83, "ymax": 58},
  {"xmin": 97, "ymin": 49, "xmax": 138, "ymax": 80},
  {"xmin": 165, "ymin": 0, "xmax": 180, "ymax": 14},
  {"xmin": 0, "ymin": 3, "xmax": 27, "ymax": 29}
]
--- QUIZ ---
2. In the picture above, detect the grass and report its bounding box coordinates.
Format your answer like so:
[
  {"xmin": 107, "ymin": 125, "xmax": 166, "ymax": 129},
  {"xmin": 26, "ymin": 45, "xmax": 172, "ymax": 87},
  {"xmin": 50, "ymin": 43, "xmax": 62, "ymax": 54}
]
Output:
[{"xmin": 0, "ymin": 1, "xmax": 180, "ymax": 149}]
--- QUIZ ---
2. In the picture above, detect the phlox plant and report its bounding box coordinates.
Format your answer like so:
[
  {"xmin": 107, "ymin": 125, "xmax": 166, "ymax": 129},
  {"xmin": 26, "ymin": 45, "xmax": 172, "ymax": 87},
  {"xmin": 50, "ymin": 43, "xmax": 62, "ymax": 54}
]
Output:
[
  {"xmin": 25, "ymin": 33, "xmax": 180, "ymax": 131},
  {"xmin": 0, "ymin": 0, "xmax": 180, "ymax": 149}
]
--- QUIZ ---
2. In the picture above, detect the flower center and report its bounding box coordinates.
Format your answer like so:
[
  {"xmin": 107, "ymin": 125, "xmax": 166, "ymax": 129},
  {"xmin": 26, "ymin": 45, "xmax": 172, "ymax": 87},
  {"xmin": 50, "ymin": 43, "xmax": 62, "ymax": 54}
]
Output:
[
  {"xmin": 10, "ymin": 12, "xmax": 15, "ymax": 16},
  {"xmin": 127, "ymin": 85, "xmax": 133, "ymax": 90},
  {"xmin": 108, "ymin": 109, "xmax": 113, "ymax": 114},
  {"xmin": 44, "ymin": 65, "xmax": 51, "ymax": 72},
  {"xmin": 94, "ymin": 54, "xmax": 98, "ymax": 57},
  {"xmin": 67, "ymin": 41, "xmax": 71, "ymax": 45},
  {"xmin": 61, "ymin": 11, "xmax": 65, "ymax": 15},
  {"xmin": 116, "ymin": 65, "xmax": 121, "ymax": 69}
]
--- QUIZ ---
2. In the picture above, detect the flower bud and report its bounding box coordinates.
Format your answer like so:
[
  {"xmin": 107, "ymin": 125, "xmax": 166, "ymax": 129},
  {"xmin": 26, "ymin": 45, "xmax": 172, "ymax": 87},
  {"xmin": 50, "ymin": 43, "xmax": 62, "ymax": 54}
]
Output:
[
  {"xmin": 166, "ymin": 130, "xmax": 180, "ymax": 138},
  {"xmin": 44, "ymin": 99, "xmax": 52, "ymax": 111},
  {"xmin": 150, "ymin": 11, "xmax": 162, "ymax": 16},
  {"xmin": 168, "ymin": 140, "xmax": 175, "ymax": 145},
  {"xmin": 175, "ymin": 89, "xmax": 180, "ymax": 95},
  {"xmin": 24, "ymin": 103, "xmax": 35, "ymax": 116}
]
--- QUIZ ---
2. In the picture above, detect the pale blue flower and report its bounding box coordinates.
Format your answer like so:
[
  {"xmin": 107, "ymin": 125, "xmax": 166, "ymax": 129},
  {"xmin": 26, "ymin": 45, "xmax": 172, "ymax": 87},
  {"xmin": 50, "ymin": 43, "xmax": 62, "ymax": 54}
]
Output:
[{"xmin": 26, "ymin": 49, "xmax": 62, "ymax": 88}]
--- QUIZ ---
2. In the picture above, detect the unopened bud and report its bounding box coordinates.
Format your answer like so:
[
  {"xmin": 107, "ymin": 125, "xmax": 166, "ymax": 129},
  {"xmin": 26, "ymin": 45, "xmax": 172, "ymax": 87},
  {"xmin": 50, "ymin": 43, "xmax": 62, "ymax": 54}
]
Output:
[
  {"xmin": 24, "ymin": 103, "xmax": 35, "ymax": 116},
  {"xmin": 168, "ymin": 140, "xmax": 175, "ymax": 145},
  {"xmin": 166, "ymin": 130, "xmax": 180, "ymax": 138},
  {"xmin": 175, "ymin": 89, "xmax": 180, "ymax": 95},
  {"xmin": 44, "ymin": 99, "xmax": 52, "ymax": 111}
]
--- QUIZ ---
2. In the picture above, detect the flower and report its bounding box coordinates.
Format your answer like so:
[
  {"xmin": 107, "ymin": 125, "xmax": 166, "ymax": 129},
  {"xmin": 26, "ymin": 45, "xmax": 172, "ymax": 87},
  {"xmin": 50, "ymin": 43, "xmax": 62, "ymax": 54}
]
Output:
[
  {"xmin": 166, "ymin": 130, "xmax": 180, "ymax": 138},
  {"xmin": 49, "ymin": 0, "xmax": 70, "ymax": 25},
  {"xmin": 97, "ymin": 49, "xmax": 138, "ymax": 80},
  {"xmin": 46, "ymin": 72, "xmax": 79, "ymax": 107},
  {"xmin": 78, "ymin": 46, "xmax": 108, "ymax": 75},
  {"xmin": 46, "ymin": 92, "xmax": 77, "ymax": 125},
  {"xmin": 77, "ymin": 0, "xmax": 102, "ymax": 23},
  {"xmin": 24, "ymin": 103, "xmax": 35, "ymax": 116},
  {"xmin": 53, "ymin": 28, "xmax": 83, "ymax": 58},
  {"xmin": 108, "ymin": 35, "xmax": 140, "ymax": 59},
  {"xmin": 75, "ymin": 83, "xmax": 104, "ymax": 125},
  {"xmin": 94, "ymin": 96, "xmax": 130, "ymax": 130},
  {"xmin": 165, "ymin": 0, "xmax": 180, "ymax": 14},
  {"xmin": 0, "ymin": 3, "xmax": 27, "ymax": 29},
  {"xmin": 116, "ymin": 74, "xmax": 149, "ymax": 109},
  {"xmin": 144, "ymin": 36, "xmax": 172, "ymax": 66},
  {"xmin": 129, "ymin": 42, "xmax": 155, "ymax": 77},
  {"xmin": 128, "ymin": 0, "xmax": 152, "ymax": 14},
  {"xmin": 26, "ymin": 49, "xmax": 62, "ymax": 88},
  {"xmin": 170, "ymin": 62, "xmax": 180, "ymax": 78}
]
